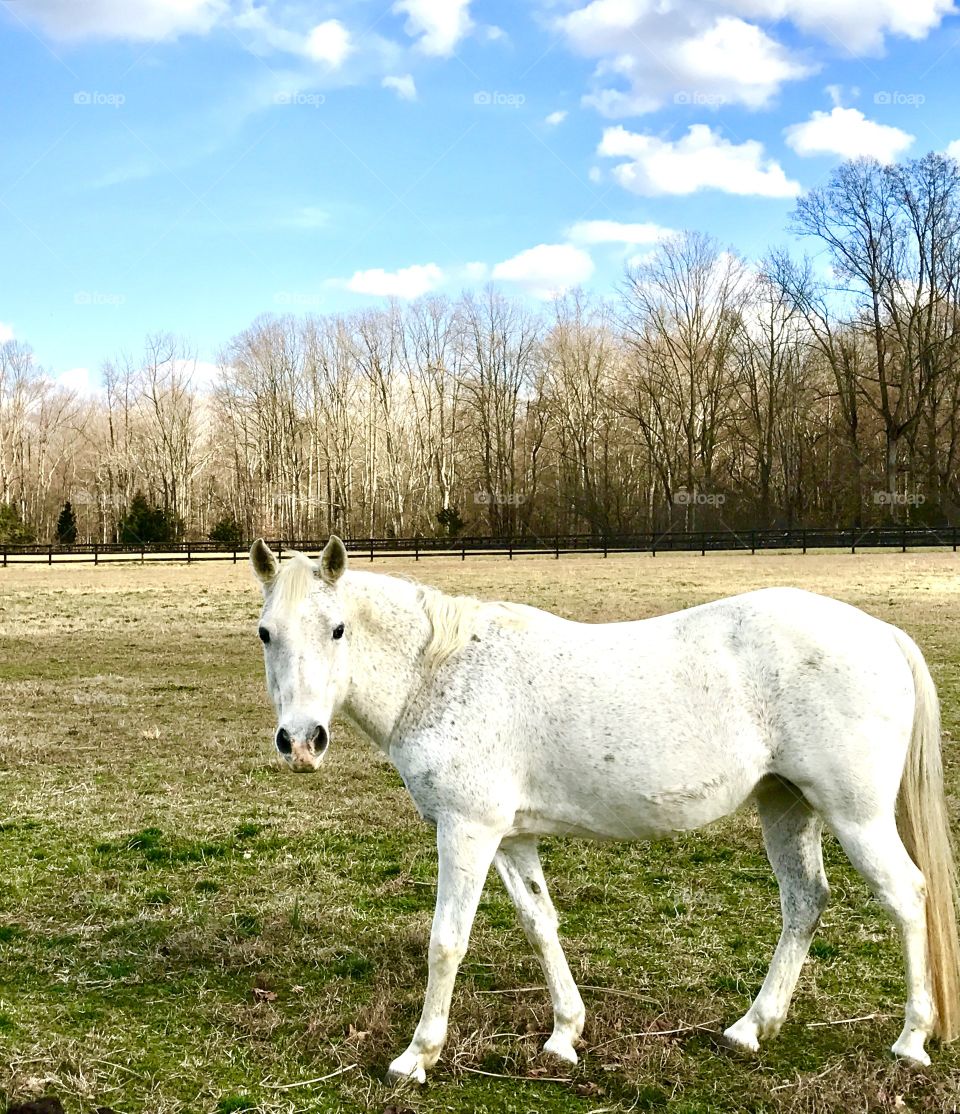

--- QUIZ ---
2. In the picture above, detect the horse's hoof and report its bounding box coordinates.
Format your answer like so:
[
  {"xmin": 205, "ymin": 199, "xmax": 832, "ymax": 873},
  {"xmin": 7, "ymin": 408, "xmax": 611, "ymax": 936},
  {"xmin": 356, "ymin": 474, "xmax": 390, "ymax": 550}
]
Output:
[
  {"xmin": 722, "ymin": 1020, "xmax": 760, "ymax": 1054},
  {"xmin": 543, "ymin": 1034, "xmax": 579, "ymax": 1065},
  {"xmin": 387, "ymin": 1051, "xmax": 427, "ymax": 1084},
  {"xmin": 891, "ymin": 1037, "xmax": 931, "ymax": 1067}
]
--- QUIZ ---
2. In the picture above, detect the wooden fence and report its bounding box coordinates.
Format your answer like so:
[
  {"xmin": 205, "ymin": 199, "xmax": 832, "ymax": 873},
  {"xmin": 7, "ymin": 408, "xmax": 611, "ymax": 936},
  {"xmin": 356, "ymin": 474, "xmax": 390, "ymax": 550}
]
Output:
[{"xmin": 2, "ymin": 526, "xmax": 959, "ymax": 566}]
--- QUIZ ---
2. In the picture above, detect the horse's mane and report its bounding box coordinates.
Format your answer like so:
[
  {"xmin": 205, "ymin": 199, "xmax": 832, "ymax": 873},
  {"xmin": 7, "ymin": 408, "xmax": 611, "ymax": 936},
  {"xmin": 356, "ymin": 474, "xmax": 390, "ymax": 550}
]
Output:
[
  {"xmin": 267, "ymin": 552, "xmax": 318, "ymax": 615},
  {"xmin": 266, "ymin": 552, "xmax": 531, "ymax": 675},
  {"xmin": 416, "ymin": 584, "xmax": 532, "ymax": 676}
]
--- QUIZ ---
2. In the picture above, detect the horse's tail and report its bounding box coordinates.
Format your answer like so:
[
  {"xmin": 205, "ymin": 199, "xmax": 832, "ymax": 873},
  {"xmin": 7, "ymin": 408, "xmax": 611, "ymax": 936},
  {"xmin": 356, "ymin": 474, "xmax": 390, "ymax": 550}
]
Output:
[{"xmin": 892, "ymin": 626, "xmax": 960, "ymax": 1041}]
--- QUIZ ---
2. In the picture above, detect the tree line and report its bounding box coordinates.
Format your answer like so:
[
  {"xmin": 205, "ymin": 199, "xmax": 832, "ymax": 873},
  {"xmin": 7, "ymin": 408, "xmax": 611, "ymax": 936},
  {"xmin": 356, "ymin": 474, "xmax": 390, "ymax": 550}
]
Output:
[{"xmin": 3, "ymin": 153, "xmax": 960, "ymax": 546}]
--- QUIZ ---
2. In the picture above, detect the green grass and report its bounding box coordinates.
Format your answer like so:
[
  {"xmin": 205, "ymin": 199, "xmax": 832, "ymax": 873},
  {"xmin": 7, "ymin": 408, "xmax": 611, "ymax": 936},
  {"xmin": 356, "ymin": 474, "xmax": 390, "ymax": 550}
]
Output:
[{"xmin": 0, "ymin": 552, "xmax": 959, "ymax": 1112}]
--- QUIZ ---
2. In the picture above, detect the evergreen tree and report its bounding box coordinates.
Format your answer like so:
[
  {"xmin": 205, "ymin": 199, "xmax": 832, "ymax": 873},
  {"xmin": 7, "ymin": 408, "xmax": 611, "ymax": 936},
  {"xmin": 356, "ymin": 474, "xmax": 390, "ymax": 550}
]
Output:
[
  {"xmin": 117, "ymin": 491, "xmax": 180, "ymax": 545},
  {"xmin": 436, "ymin": 506, "xmax": 464, "ymax": 536},
  {"xmin": 56, "ymin": 500, "xmax": 78, "ymax": 544},
  {"xmin": 208, "ymin": 515, "xmax": 243, "ymax": 545},
  {"xmin": 0, "ymin": 504, "xmax": 34, "ymax": 544}
]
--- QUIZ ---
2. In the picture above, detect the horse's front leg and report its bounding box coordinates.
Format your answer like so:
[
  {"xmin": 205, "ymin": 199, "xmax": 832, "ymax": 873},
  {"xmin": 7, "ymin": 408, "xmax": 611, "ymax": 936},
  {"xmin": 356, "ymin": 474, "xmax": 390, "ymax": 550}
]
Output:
[{"xmin": 387, "ymin": 817, "xmax": 502, "ymax": 1084}]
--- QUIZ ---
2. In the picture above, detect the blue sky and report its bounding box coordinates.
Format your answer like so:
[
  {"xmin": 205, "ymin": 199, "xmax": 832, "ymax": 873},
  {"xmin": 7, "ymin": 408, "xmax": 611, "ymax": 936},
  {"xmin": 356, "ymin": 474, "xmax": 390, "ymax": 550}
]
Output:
[{"xmin": 2, "ymin": 0, "xmax": 959, "ymax": 390}]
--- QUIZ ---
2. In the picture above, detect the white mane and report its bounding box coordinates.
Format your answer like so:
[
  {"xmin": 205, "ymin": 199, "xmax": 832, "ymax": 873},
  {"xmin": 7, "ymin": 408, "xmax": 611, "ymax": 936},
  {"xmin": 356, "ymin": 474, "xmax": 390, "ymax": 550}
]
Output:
[
  {"xmin": 416, "ymin": 584, "xmax": 532, "ymax": 676},
  {"xmin": 266, "ymin": 552, "xmax": 318, "ymax": 616}
]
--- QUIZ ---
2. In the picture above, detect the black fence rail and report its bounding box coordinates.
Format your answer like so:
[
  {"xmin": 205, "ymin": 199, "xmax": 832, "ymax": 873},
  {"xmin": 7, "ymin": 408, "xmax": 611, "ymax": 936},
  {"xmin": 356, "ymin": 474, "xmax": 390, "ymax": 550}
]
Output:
[{"xmin": 2, "ymin": 526, "xmax": 959, "ymax": 566}]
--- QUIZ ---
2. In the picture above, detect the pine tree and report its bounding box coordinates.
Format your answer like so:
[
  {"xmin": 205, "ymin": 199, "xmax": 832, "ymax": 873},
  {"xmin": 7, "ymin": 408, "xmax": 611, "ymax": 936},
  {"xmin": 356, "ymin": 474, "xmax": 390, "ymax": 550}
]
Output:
[
  {"xmin": 208, "ymin": 515, "xmax": 243, "ymax": 545},
  {"xmin": 0, "ymin": 504, "xmax": 34, "ymax": 544},
  {"xmin": 117, "ymin": 491, "xmax": 180, "ymax": 545},
  {"xmin": 56, "ymin": 500, "xmax": 78, "ymax": 544}
]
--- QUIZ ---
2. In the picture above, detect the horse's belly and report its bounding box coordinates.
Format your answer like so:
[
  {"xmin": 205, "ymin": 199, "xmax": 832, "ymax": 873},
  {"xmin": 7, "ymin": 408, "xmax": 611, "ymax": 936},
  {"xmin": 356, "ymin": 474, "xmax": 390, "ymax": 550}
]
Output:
[{"xmin": 509, "ymin": 762, "xmax": 760, "ymax": 841}]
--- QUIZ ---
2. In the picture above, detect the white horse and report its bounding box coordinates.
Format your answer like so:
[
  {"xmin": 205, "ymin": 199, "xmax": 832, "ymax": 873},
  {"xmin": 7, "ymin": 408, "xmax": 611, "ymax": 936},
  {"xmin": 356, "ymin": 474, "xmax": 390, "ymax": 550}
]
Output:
[{"xmin": 249, "ymin": 536, "xmax": 960, "ymax": 1082}]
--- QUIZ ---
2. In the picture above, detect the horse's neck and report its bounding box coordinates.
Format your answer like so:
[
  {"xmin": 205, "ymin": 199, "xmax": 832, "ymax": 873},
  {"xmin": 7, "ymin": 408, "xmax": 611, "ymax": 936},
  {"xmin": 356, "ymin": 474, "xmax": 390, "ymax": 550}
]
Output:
[{"xmin": 342, "ymin": 571, "xmax": 430, "ymax": 750}]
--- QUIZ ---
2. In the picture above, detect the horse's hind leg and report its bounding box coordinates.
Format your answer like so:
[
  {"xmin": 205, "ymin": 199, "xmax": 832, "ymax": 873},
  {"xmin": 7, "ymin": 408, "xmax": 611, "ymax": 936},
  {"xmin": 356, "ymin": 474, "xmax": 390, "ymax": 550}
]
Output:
[
  {"xmin": 826, "ymin": 815, "xmax": 933, "ymax": 1065},
  {"xmin": 495, "ymin": 836, "xmax": 586, "ymax": 1064},
  {"xmin": 724, "ymin": 777, "xmax": 829, "ymax": 1052}
]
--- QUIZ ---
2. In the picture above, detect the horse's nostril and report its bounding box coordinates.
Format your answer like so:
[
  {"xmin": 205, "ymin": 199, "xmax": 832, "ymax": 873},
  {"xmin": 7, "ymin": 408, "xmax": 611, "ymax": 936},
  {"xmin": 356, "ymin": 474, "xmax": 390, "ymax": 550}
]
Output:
[
  {"xmin": 276, "ymin": 727, "xmax": 292, "ymax": 755},
  {"xmin": 310, "ymin": 724, "xmax": 328, "ymax": 752}
]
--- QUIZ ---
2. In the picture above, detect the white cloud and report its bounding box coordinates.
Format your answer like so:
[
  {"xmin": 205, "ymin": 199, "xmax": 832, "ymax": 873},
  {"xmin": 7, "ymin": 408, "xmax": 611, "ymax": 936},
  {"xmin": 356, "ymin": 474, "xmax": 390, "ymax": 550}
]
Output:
[
  {"xmin": 12, "ymin": 0, "xmax": 225, "ymax": 41},
  {"xmin": 558, "ymin": 4, "xmax": 813, "ymax": 116},
  {"xmin": 556, "ymin": 0, "xmax": 954, "ymax": 119},
  {"xmin": 784, "ymin": 106, "xmax": 913, "ymax": 163},
  {"xmin": 674, "ymin": 18, "xmax": 810, "ymax": 108},
  {"xmin": 545, "ymin": 110, "xmax": 568, "ymax": 127},
  {"xmin": 825, "ymin": 83, "xmax": 844, "ymax": 107},
  {"xmin": 189, "ymin": 360, "xmax": 222, "ymax": 388},
  {"xmin": 739, "ymin": 0, "xmax": 955, "ymax": 54},
  {"xmin": 492, "ymin": 244, "xmax": 594, "ymax": 299},
  {"xmin": 56, "ymin": 367, "xmax": 92, "ymax": 394},
  {"xmin": 598, "ymin": 124, "xmax": 801, "ymax": 198},
  {"xmin": 0, "ymin": 322, "xmax": 14, "ymax": 343},
  {"xmin": 460, "ymin": 261, "xmax": 490, "ymax": 282},
  {"xmin": 382, "ymin": 73, "xmax": 417, "ymax": 101},
  {"xmin": 303, "ymin": 20, "xmax": 351, "ymax": 67},
  {"xmin": 393, "ymin": 0, "xmax": 473, "ymax": 56},
  {"xmin": 567, "ymin": 220, "xmax": 675, "ymax": 245},
  {"xmin": 347, "ymin": 263, "xmax": 445, "ymax": 298},
  {"xmin": 947, "ymin": 140, "xmax": 960, "ymax": 160}
]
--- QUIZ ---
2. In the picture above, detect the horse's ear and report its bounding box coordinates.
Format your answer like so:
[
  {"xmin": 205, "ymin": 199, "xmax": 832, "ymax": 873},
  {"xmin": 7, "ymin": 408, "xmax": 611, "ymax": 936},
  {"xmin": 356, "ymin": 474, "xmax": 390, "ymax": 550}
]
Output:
[
  {"xmin": 250, "ymin": 538, "xmax": 279, "ymax": 585},
  {"xmin": 318, "ymin": 535, "xmax": 348, "ymax": 584}
]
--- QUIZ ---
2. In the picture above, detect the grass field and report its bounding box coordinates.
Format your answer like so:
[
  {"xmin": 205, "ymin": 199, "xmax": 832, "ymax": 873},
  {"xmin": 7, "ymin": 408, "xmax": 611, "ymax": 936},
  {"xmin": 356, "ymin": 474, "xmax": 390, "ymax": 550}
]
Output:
[{"xmin": 1, "ymin": 551, "xmax": 959, "ymax": 1114}]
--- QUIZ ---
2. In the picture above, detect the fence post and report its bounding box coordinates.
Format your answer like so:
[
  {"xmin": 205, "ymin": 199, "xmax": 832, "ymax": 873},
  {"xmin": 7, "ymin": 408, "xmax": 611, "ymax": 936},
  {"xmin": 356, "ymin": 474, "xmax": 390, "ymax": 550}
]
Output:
[
  {"xmin": 603, "ymin": 536, "xmax": 608, "ymax": 558},
  {"xmin": 801, "ymin": 528, "xmax": 806, "ymax": 556},
  {"xmin": 94, "ymin": 543, "xmax": 98, "ymax": 566},
  {"xmin": 554, "ymin": 534, "xmax": 560, "ymax": 559},
  {"xmin": 48, "ymin": 545, "xmax": 53, "ymax": 565},
  {"xmin": 901, "ymin": 526, "xmax": 906, "ymax": 554},
  {"xmin": 232, "ymin": 547, "xmax": 237, "ymax": 564},
  {"xmin": 2, "ymin": 546, "xmax": 6, "ymax": 568},
  {"xmin": 187, "ymin": 544, "xmax": 191, "ymax": 565},
  {"xmin": 751, "ymin": 530, "xmax": 756, "ymax": 556},
  {"xmin": 508, "ymin": 539, "xmax": 513, "ymax": 560},
  {"xmin": 851, "ymin": 526, "xmax": 856, "ymax": 555},
  {"xmin": 700, "ymin": 532, "xmax": 705, "ymax": 557},
  {"xmin": 414, "ymin": 537, "xmax": 419, "ymax": 561},
  {"xmin": 141, "ymin": 545, "xmax": 145, "ymax": 565},
  {"xmin": 461, "ymin": 539, "xmax": 465, "ymax": 561}
]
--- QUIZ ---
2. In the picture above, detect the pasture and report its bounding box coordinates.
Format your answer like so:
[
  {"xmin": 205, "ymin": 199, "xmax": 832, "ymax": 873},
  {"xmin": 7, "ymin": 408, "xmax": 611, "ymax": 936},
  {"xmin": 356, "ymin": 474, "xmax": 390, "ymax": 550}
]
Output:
[{"xmin": 1, "ymin": 552, "xmax": 959, "ymax": 1114}]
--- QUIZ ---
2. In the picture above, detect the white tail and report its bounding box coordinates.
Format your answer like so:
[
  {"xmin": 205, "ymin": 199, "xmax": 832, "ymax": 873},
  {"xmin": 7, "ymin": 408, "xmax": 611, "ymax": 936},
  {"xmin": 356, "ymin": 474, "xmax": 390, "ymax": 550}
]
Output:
[{"xmin": 893, "ymin": 627, "xmax": 960, "ymax": 1042}]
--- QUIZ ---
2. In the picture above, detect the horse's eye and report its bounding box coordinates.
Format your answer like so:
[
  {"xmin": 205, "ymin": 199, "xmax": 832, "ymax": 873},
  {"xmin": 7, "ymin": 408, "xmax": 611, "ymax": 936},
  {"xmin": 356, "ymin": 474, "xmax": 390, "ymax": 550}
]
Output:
[
  {"xmin": 258, "ymin": 625, "xmax": 270, "ymax": 644},
  {"xmin": 333, "ymin": 623, "xmax": 345, "ymax": 640}
]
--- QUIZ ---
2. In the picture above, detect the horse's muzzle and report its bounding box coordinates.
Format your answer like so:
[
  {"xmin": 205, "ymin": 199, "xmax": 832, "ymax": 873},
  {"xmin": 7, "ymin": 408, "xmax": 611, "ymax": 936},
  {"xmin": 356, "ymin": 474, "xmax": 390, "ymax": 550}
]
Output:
[{"xmin": 275, "ymin": 724, "xmax": 328, "ymax": 772}]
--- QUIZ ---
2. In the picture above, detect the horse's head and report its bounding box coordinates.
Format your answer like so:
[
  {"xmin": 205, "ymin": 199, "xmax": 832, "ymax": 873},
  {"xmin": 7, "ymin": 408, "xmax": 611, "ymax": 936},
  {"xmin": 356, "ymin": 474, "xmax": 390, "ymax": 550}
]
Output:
[{"xmin": 250, "ymin": 536, "xmax": 350, "ymax": 773}]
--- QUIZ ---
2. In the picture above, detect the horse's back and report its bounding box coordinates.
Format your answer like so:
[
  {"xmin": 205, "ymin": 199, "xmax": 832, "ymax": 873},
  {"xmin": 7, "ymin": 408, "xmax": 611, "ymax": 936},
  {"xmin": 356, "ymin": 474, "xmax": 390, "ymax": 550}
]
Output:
[{"xmin": 400, "ymin": 586, "xmax": 916, "ymax": 840}]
